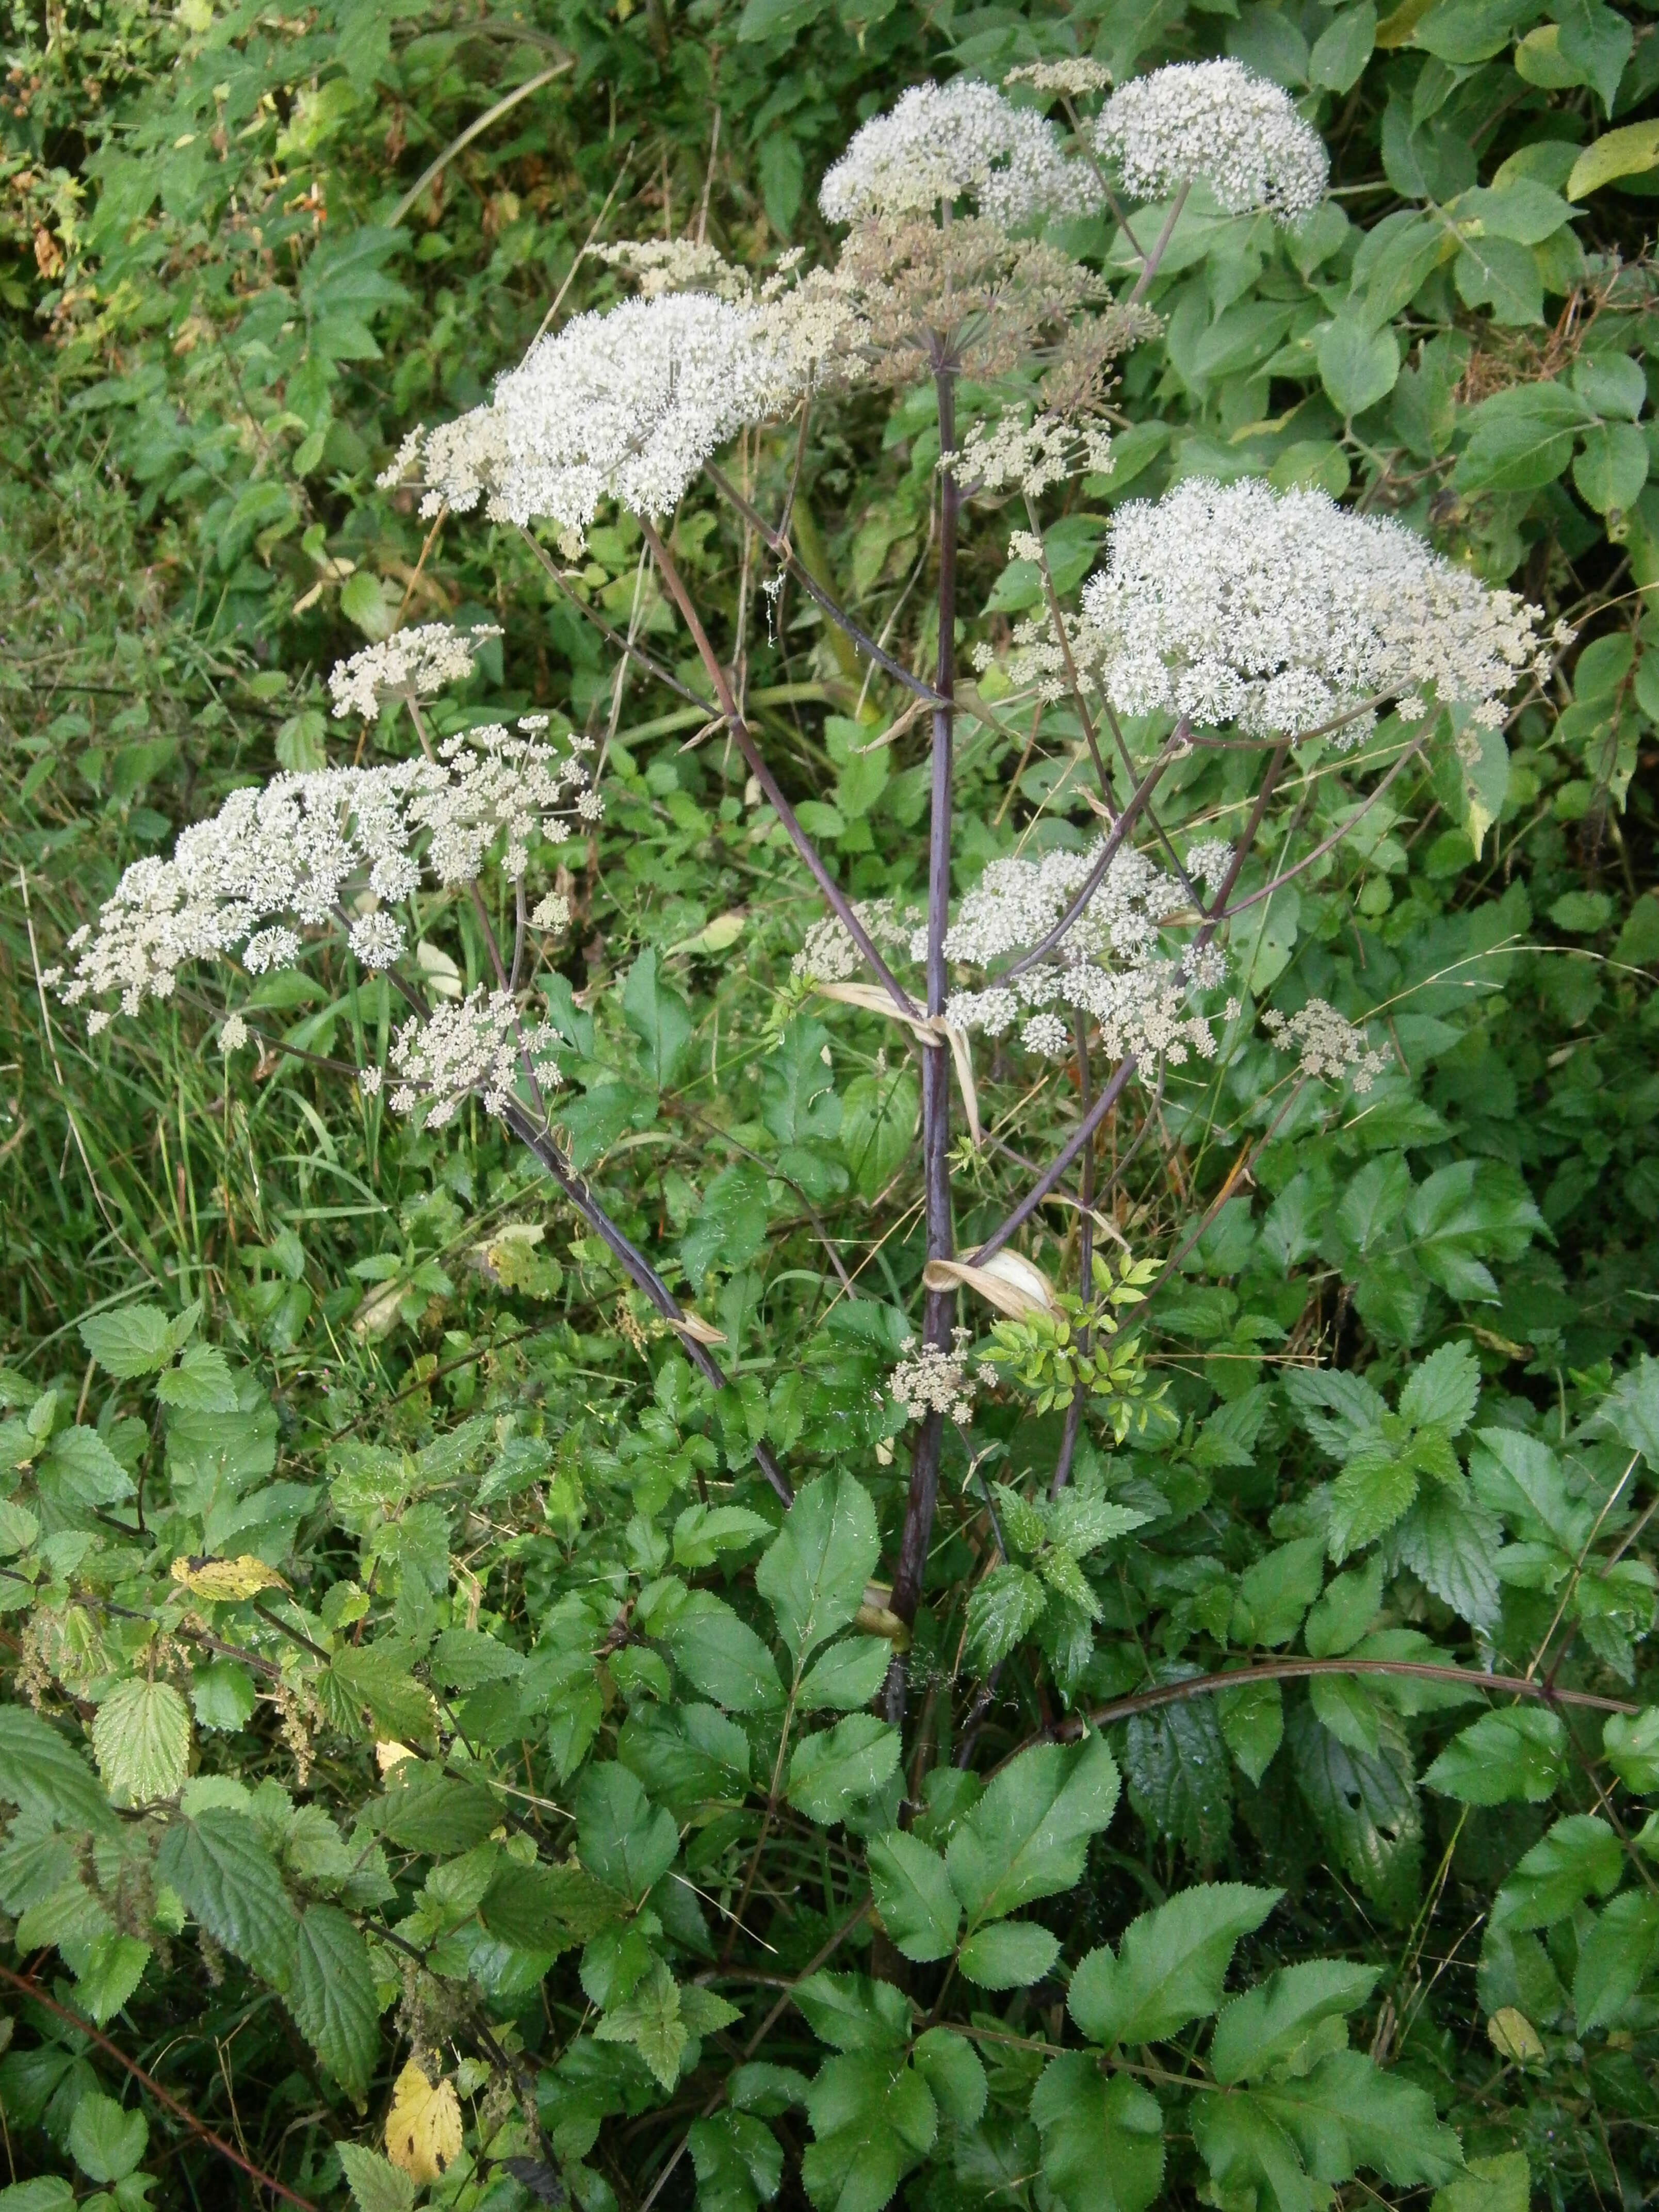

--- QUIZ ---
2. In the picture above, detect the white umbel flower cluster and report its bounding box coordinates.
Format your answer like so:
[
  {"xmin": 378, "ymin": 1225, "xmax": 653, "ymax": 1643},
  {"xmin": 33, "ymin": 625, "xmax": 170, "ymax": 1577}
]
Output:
[
  {"xmin": 388, "ymin": 987, "xmax": 564, "ymax": 1128},
  {"xmin": 819, "ymin": 78, "xmax": 1099, "ymax": 227},
  {"xmin": 329, "ymin": 623, "xmax": 501, "ymax": 721},
  {"xmin": 791, "ymin": 900, "xmax": 915, "ymax": 984},
  {"xmin": 935, "ymin": 843, "xmax": 1226, "ymax": 1068},
  {"xmin": 390, "ymin": 292, "xmax": 791, "ymax": 536},
  {"xmin": 1078, "ymin": 477, "xmax": 1550, "ymax": 742},
  {"xmin": 889, "ymin": 1329, "xmax": 978, "ymax": 1425},
  {"xmin": 1264, "ymin": 999, "xmax": 1389, "ymax": 1091},
  {"xmin": 951, "ymin": 411, "xmax": 1114, "ymax": 499},
  {"xmin": 56, "ymin": 725, "xmax": 591, "ymax": 1029},
  {"xmin": 1096, "ymin": 60, "xmax": 1328, "ymax": 220}
]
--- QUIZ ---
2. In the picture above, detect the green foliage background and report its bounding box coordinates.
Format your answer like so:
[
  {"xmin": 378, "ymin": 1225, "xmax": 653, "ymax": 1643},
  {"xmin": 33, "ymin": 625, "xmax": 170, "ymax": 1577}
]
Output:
[{"xmin": 3, "ymin": 0, "xmax": 1659, "ymax": 2207}]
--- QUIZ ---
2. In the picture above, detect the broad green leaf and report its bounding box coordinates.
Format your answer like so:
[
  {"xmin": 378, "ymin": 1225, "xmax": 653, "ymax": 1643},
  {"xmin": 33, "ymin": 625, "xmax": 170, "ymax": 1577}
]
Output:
[
  {"xmin": 66, "ymin": 2090, "xmax": 147, "ymax": 2183},
  {"xmin": 1238, "ymin": 1540, "xmax": 1326, "ymax": 1648},
  {"xmin": 1425, "ymin": 1707, "xmax": 1565, "ymax": 1803},
  {"xmin": 839, "ymin": 1069, "xmax": 918, "ymax": 1201},
  {"xmin": 793, "ymin": 1972, "xmax": 912, "ymax": 2053},
  {"xmin": 378, "ymin": 1764, "xmax": 500, "ymax": 1855},
  {"xmin": 621, "ymin": 947, "xmax": 693, "ymax": 1087},
  {"xmin": 1069, "ymin": 1884, "xmax": 1280, "ymax": 2047},
  {"xmin": 594, "ymin": 1959, "xmax": 690, "ymax": 2088},
  {"xmin": 156, "ymin": 1808, "xmax": 298, "ymax": 1983},
  {"xmin": 1574, "ymin": 421, "xmax": 1649, "ymax": 514},
  {"xmin": 0, "ymin": 1705, "xmax": 118, "ymax": 1833},
  {"xmin": 576, "ymin": 1763, "xmax": 679, "ymax": 1899},
  {"xmin": 786, "ymin": 1713, "xmax": 900, "ymax": 1826},
  {"xmin": 689, "ymin": 2110, "xmax": 784, "ymax": 2212},
  {"xmin": 1219, "ymin": 1678, "xmax": 1284, "ymax": 1785},
  {"xmin": 90, "ymin": 1678, "xmax": 190, "ymax": 1807},
  {"xmin": 1567, "ymin": 120, "xmax": 1659, "ymax": 199},
  {"xmin": 1211, "ymin": 1960, "xmax": 1381, "ymax": 2084},
  {"xmin": 1398, "ymin": 1342, "xmax": 1481, "ymax": 1434},
  {"xmin": 1310, "ymin": 1, "xmax": 1376, "ymax": 89},
  {"xmin": 1604, "ymin": 1706, "xmax": 1659, "ymax": 1792},
  {"xmin": 1288, "ymin": 1704, "xmax": 1422, "ymax": 1913},
  {"xmin": 802, "ymin": 2052, "xmax": 936, "ymax": 2212},
  {"xmin": 660, "ymin": 1590, "xmax": 784, "ymax": 1712},
  {"xmin": 1309, "ymin": 1672, "xmax": 1382, "ymax": 1754},
  {"xmin": 78, "ymin": 1300, "xmax": 192, "ymax": 1378},
  {"xmin": 1124, "ymin": 1689, "xmax": 1233, "ymax": 1861},
  {"xmin": 1031, "ymin": 2056, "xmax": 1165, "ymax": 2212},
  {"xmin": 757, "ymin": 1471, "xmax": 879, "ymax": 1665},
  {"xmin": 1574, "ymin": 1888, "xmax": 1659, "ymax": 2032},
  {"xmin": 1327, "ymin": 1446, "xmax": 1420, "ymax": 1562},
  {"xmin": 1433, "ymin": 2152, "xmax": 1531, "ymax": 2212},
  {"xmin": 1453, "ymin": 382, "xmax": 1591, "ymax": 492},
  {"xmin": 910, "ymin": 2029, "xmax": 986, "ymax": 2127},
  {"xmin": 868, "ymin": 1830, "xmax": 959, "ymax": 1962},
  {"xmin": 288, "ymin": 1904, "xmax": 380, "ymax": 2097},
  {"xmin": 1316, "ymin": 316, "xmax": 1400, "ymax": 416},
  {"xmin": 957, "ymin": 1920, "xmax": 1061, "ymax": 1990},
  {"xmin": 963, "ymin": 1563, "xmax": 1050, "ymax": 1670},
  {"xmin": 945, "ymin": 1735, "xmax": 1120, "ymax": 1928},
  {"xmin": 1194, "ymin": 2047, "xmax": 1459, "ymax": 2209},
  {"xmin": 798, "ymin": 1635, "xmax": 892, "ymax": 1712},
  {"xmin": 1492, "ymin": 1814, "xmax": 1623, "ymax": 1929},
  {"xmin": 1304, "ymin": 1557, "xmax": 1384, "ymax": 1656},
  {"xmin": 71, "ymin": 1932, "xmax": 151, "ymax": 2027}
]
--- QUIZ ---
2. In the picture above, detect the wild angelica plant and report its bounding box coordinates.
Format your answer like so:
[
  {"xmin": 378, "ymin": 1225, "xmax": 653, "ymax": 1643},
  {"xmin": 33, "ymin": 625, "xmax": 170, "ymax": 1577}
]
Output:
[{"xmin": 19, "ymin": 51, "xmax": 1652, "ymax": 2212}]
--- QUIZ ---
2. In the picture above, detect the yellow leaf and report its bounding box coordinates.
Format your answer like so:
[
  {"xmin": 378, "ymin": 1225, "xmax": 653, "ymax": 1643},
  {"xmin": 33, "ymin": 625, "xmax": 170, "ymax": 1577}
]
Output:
[
  {"xmin": 1486, "ymin": 2007, "xmax": 1544, "ymax": 2065},
  {"xmin": 1568, "ymin": 121, "xmax": 1659, "ymax": 202},
  {"xmin": 169, "ymin": 1554, "xmax": 289, "ymax": 1602},
  {"xmin": 385, "ymin": 2059, "xmax": 463, "ymax": 2183},
  {"xmin": 375, "ymin": 1739, "xmax": 416, "ymax": 1774}
]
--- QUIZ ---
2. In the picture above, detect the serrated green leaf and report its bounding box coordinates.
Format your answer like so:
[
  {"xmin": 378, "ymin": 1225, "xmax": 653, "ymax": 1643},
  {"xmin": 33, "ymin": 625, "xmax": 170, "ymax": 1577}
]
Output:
[
  {"xmin": 756, "ymin": 1470, "xmax": 879, "ymax": 1665},
  {"xmin": 869, "ymin": 1829, "xmax": 959, "ymax": 1961},
  {"xmin": 1070, "ymin": 1884, "xmax": 1280, "ymax": 2047},
  {"xmin": 1425, "ymin": 1706, "xmax": 1565, "ymax": 1803},
  {"xmin": 91, "ymin": 1678, "xmax": 191, "ymax": 1807},
  {"xmin": 155, "ymin": 1807, "xmax": 298, "ymax": 1984},
  {"xmin": 957, "ymin": 1918, "xmax": 1060, "ymax": 1989},
  {"xmin": 337, "ymin": 2143, "xmax": 417, "ymax": 2212},
  {"xmin": 1211, "ymin": 1958, "xmax": 1381, "ymax": 2084},
  {"xmin": 1031, "ymin": 2056, "xmax": 1164, "ymax": 2212},
  {"xmin": 946, "ymin": 1735, "xmax": 1119, "ymax": 1929},
  {"xmin": 786, "ymin": 1713, "xmax": 900, "ymax": 1825},
  {"xmin": 288, "ymin": 1904, "xmax": 380, "ymax": 2097}
]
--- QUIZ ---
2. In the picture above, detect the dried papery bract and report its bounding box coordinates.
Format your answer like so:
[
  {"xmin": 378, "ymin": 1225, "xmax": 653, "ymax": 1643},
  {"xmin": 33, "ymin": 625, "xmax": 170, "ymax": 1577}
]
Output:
[
  {"xmin": 1095, "ymin": 59, "xmax": 1329, "ymax": 220},
  {"xmin": 818, "ymin": 77, "xmax": 1100, "ymax": 227},
  {"xmin": 384, "ymin": 292, "xmax": 794, "ymax": 542},
  {"xmin": 1076, "ymin": 476, "xmax": 1554, "ymax": 744}
]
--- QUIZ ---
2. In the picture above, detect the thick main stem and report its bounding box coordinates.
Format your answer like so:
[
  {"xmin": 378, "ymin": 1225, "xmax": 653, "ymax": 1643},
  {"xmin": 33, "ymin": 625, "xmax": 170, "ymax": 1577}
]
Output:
[{"xmin": 887, "ymin": 367, "xmax": 959, "ymax": 1719}]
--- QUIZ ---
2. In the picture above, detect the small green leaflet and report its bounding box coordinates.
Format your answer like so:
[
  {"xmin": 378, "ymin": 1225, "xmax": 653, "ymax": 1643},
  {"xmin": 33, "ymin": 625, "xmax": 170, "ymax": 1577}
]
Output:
[
  {"xmin": 757, "ymin": 1470, "xmax": 879, "ymax": 1666},
  {"xmin": 1424, "ymin": 1706, "xmax": 1565, "ymax": 1803},
  {"xmin": 1069, "ymin": 1885, "xmax": 1280, "ymax": 2048}
]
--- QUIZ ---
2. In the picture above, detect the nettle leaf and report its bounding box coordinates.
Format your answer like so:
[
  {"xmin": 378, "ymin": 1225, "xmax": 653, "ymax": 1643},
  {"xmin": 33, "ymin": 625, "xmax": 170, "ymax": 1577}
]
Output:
[
  {"xmin": 868, "ymin": 1830, "xmax": 959, "ymax": 1962},
  {"xmin": 1425, "ymin": 1707, "xmax": 1566, "ymax": 1804},
  {"xmin": 964, "ymin": 1563, "xmax": 1051, "ymax": 1670},
  {"xmin": 945, "ymin": 1736, "xmax": 1120, "ymax": 1928},
  {"xmin": 90, "ymin": 1678, "xmax": 191, "ymax": 1807},
  {"xmin": 0, "ymin": 1705, "xmax": 118, "ymax": 1833},
  {"xmin": 337, "ymin": 2144, "xmax": 416, "ymax": 2212},
  {"xmin": 78, "ymin": 1299, "xmax": 197, "ymax": 1379},
  {"xmin": 1210, "ymin": 1959, "xmax": 1381, "ymax": 2085},
  {"xmin": 1069, "ymin": 1884, "xmax": 1280, "ymax": 2047},
  {"xmin": 1031, "ymin": 2055, "xmax": 1165, "ymax": 2212},
  {"xmin": 288, "ymin": 1903, "xmax": 380, "ymax": 2098},
  {"xmin": 757, "ymin": 1470, "xmax": 879, "ymax": 1666},
  {"xmin": 156, "ymin": 1807, "xmax": 298, "ymax": 1984}
]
